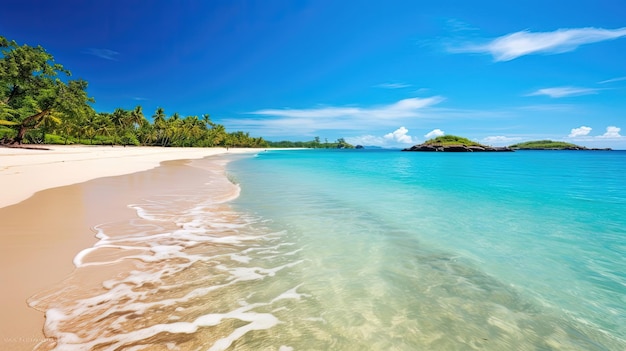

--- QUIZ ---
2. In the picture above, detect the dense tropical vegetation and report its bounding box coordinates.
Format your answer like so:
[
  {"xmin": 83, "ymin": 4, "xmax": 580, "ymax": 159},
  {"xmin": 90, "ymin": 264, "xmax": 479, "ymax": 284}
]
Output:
[
  {"xmin": 508, "ymin": 140, "xmax": 586, "ymax": 150},
  {"xmin": 422, "ymin": 135, "xmax": 483, "ymax": 147},
  {"xmin": 0, "ymin": 35, "xmax": 268, "ymax": 148},
  {"xmin": 266, "ymin": 137, "xmax": 354, "ymax": 148}
]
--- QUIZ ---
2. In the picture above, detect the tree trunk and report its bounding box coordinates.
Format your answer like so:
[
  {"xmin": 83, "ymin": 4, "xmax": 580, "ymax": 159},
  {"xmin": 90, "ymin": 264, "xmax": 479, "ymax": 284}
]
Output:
[{"xmin": 11, "ymin": 109, "xmax": 51, "ymax": 144}]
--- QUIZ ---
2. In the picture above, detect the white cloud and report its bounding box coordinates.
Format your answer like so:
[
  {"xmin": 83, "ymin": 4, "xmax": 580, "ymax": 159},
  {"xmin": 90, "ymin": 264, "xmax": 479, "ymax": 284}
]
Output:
[
  {"xmin": 567, "ymin": 125, "xmax": 623, "ymax": 140},
  {"xmin": 424, "ymin": 129, "xmax": 445, "ymax": 138},
  {"xmin": 482, "ymin": 136, "xmax": 522, "ymax": 145},
  {"xmin": 346, "ymin": 127, "xmax": 418, "ymax": 147},
  {"xmin": 568, "ymin": 126, "xmax": 592, "ymax": 138},
  {"xmin": 84, "ymin": 48, "xmax": 120, "ymax": 60},
  {"xmin": 452, "ymin": 27, "xmax": 626, "ymax": 61},
  {"xmin": 383, "ymin": 127, "xmax": 417, "ymax": 144},
  {"xmin": 599, "ymin": 126, "xmax": 622, "ymax": 138},
  {"xmin": 527, "ymin": 87, "xmax": 599, "ymax": 98}
]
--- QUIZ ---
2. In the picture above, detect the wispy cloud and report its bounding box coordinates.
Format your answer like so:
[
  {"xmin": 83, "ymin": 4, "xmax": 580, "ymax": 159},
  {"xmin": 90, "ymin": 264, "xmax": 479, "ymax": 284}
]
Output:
[
  {"xmin": 568, "ymin": 126, "xmax": 592, "ymax": 137},
  {"xmin": 226, "ymin": 97, "xmax": 444, "ymax": 137},
  {"xmin": 84, "ymin": 48, "xmax": 120, "ymax": 61},
  {"xmin": 445, "ymin": 19, "xmax": 479, "ymax": 33},
  {"xmin": 518, "ymin": 104, "xmax": 575, "ymax": 112},
  {"xmin": 451, "ymin": 27, "xmax": 626, "ymax": 61},
  {"xmin": 527, "ymin": 86, "xmax": 600, "ymax": 98},
  {"xmin": 376, "ymin": 83, "xmax": 412, "ymax": 89},
  {"xmin": 598, "ymin": 76, "xmax": 626, "ymax": 84},
  {"xmin": 251, "ymin": 97, "xmax": 444, "ymax": 120}
]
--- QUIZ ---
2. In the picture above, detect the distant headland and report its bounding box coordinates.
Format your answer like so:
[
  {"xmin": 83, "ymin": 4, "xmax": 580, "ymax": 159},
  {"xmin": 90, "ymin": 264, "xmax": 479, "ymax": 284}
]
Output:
[
  {"xmin": 508, "ymin": 140, "xmax": 612, "ymax": 151},
  {"xmin": 402, "ymin": 136, "xmax": 612, "ymax": 152},
  {"xmin": 402, "ymin": 135, "xmax": 513, "ymax": 152}
]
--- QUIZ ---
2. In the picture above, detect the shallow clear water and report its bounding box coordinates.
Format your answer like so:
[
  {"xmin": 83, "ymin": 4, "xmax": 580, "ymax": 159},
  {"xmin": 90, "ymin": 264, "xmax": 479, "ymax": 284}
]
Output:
[
  {"xmin": 227, "ymin": 149, "xmax": 626, "ymax": 350},
  {"xmin": 31, "ymin": 150, "xmax": 625, "ymax": 350}
]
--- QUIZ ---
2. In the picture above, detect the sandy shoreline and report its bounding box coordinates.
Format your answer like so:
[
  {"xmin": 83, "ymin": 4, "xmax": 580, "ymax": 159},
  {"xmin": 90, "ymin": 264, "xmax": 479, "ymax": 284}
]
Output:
[
  {"xmin": 0, "ymin": 145, "xmax": 262, "ymax": 209},
  {"xmin": 0, "ymin": 146, "xmax": 262, "ymax": 350}
]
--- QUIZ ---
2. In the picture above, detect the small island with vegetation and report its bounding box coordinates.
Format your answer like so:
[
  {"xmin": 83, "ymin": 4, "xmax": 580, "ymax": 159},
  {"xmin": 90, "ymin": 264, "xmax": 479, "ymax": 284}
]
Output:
[
  {"xmin": 402, "ymin": 135, "xmax": 513, "ymax": 152},
  {"xmin": 508, "ymin": 140, "xmax": 612, "ymax": 151}
]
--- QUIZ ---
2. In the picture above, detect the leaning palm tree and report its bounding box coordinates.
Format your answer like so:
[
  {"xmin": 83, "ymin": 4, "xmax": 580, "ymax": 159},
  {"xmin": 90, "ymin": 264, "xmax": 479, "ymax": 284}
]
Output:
[{"xmin": 35, "ymin": 110, "xmax": 62, "ymax": 143}]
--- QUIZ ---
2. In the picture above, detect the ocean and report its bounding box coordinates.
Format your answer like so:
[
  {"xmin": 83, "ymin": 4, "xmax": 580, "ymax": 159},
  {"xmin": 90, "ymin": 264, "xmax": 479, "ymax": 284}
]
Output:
[{"xmin": 32, "ymin": 149, "xmax": 625, "ymax": 350}]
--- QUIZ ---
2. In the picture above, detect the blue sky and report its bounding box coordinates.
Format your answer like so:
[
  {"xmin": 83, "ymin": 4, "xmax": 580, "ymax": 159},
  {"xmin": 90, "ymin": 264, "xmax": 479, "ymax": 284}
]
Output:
[{"xmin": 2, "ymin": 0, "xmax": 625, "ymax": 148}]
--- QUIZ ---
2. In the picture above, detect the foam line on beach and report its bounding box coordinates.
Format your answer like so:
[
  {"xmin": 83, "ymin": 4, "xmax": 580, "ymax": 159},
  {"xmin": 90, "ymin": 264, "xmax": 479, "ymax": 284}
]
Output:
[
  {"xmin": 27, "ymin": 159, "xmax": 307, "ymax": 350},
  {"xmin": 41, "ymin": 283, "xmax": 305, "ymax": 351}
]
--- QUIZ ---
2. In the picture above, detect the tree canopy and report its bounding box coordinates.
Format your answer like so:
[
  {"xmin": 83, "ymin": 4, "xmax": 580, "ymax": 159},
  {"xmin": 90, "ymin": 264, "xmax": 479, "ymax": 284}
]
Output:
[
  {"xmin": 265, "ymin": 137, "xmax": 354, "ymax": 149},
  {"xmin": 508, "ymin": 140, "xmax": 585, "ymax": 149},
  {"xmin": 0, "ymin": 35, "xmax": 268, "ymax": 148},
  {"xmin": 0, "ymin": 36, "xmax": 94, "ymax": 144},
  {"xmin": 422, "ymin": 135, "xmax": 483, "ymax": 146}
]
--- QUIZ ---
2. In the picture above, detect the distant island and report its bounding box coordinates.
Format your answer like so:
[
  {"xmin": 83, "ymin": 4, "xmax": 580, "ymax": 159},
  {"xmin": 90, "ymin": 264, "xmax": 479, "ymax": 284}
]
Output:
[
  {"xmin": 403, "ymin": 137, "xmax": 613, "ymax": 152},
  {"xmin": 508, "ymin": 140, "xmax": 612, "ymax": 150},
  {"xmin": 402, "ymin": 135, "xmax": 513, "ymax": 152}
]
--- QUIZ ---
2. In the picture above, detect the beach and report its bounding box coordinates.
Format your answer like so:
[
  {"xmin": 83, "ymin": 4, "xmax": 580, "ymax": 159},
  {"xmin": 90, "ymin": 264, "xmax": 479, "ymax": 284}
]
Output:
[
  {"xmin": 0, "ymin": 146, "xmax": 261, "ymax": 351},
  {"xmin": 1, "ymin": 147, "xmax": 623, "ymax": 350}
]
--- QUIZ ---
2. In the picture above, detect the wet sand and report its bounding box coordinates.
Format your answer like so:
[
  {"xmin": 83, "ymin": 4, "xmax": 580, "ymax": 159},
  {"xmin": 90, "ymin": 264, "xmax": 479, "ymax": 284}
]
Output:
[{"xmin": 0, "ymin": 146, "xmax": 258, "ymax": 350}]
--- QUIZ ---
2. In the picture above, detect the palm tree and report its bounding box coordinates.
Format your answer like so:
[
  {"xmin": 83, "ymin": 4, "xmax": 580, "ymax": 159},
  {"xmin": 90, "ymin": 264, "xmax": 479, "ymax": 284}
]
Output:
[
  {"xmin": 152, "ymin": 107, "xmax": 167, "ymax": 146},
  {"xmin": 94, "ymin": 113, "xmax": 114, "ymax": 144},
  {"xmin": 36, "ymin": 111, "xmax": 62, "ymax": 143},
  {"xmin": 110, "ymin": 108, "xmax": 129, "ymax": 145},
  {"xmin": 209, "ymin": 124, "xmax": 227, "ymax": 146},
  {"xmin": 128, "ymin": 105, "xmax": 146, "ymax": 130},
  {"xmin": 152, "ymin": 107, "xmax": 166, "ymax": 126},
  {"xmin": 138, "ymin": 123, "xmax": 157, "ymax": 145},
  {"xmin": 82, "ymin": 113, "xmax": 99, "ymax": 144},
  {"xmin": 202, "ymin": 113, "xmax": 214, "ymax": 128},
  {"xmin": 165, "ymin": 113, "xmax": 182, "ymax": 146}
]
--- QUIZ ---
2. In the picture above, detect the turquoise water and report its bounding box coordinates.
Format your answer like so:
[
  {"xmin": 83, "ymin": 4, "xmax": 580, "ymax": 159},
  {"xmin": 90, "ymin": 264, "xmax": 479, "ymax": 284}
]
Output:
[
  {"xmin": 31, "ymin": 150, "xmax": 625, "ymax": 350},
  {"xmin": 227, "ymin": 149, "xmax": 626, "ymax": 350}
]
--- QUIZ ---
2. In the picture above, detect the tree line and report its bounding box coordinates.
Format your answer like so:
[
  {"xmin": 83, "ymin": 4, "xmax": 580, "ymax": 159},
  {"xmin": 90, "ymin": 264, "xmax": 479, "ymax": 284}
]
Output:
[
  {"xmin": 266, "ymin": 137, "xmax": 354, "ymax": 149},
  {"xmin": 0, "ymin": 35, "xmax": 267, "ymax": 148}
]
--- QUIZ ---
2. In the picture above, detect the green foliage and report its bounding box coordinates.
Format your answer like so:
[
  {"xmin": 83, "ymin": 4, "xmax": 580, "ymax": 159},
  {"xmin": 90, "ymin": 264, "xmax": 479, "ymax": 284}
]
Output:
[
  {"xmin": 44, "ymin": 133, "xmax": 69, "ymax": 144},
  {"xmin": 0, "ymin": 36, "xmax": 268, "ymax": 148},
  {"xmin": 120, "ymin": 131, "xmax": 140, "ymax": 146},
  {"xmin": 0, "ymin": 126, "xmax": 15, "ymax": 140},
  {"xmin": 266, "ymin": 138, "xmax": 354, "ymax": 149},
  {"xmin": 509, "ymin": 140, "xmax": 583, "ymax": 149},
  {"xmin": 423, "ymin": 135, "xmax": 483, "ymax": 146},
  {"xmin": 0, "ymin": 35, "xmax": 95, "ymax": 144}
]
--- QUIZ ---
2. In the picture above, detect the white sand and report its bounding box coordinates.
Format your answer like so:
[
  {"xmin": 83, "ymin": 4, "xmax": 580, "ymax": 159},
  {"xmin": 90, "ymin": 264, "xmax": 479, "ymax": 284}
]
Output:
[
  {"xmin": 0, "ymin": 145, "xmax": 262, "ymax": 209},
  {"xmin": 0, "ymin": 145, "xmax": 264, "ymax": 350}
]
